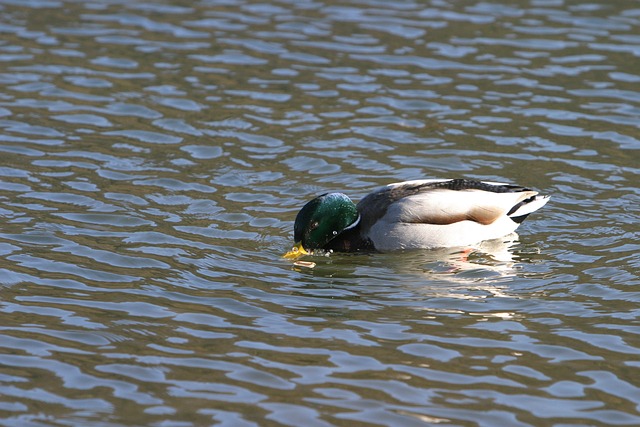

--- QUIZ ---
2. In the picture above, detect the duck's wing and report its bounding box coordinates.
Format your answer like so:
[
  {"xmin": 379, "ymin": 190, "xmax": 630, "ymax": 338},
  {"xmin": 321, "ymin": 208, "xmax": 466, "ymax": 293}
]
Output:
[{"xmin": 357, "ymin": 179, "xmax": 549, "ymax": 232}]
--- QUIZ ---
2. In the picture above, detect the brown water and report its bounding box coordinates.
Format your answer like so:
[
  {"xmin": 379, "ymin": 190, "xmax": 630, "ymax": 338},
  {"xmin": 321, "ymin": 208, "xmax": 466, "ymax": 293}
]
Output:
[{"xmin": 1, "ymin": 0, "xmax": 639, "ymax": 426}]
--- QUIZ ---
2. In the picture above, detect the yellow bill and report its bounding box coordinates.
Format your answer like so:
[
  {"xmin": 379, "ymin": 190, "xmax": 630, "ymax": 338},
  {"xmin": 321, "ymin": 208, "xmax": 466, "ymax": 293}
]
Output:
[{"xmin": 283, "ymin": 241, "xmax": 310, "ymax": 259}]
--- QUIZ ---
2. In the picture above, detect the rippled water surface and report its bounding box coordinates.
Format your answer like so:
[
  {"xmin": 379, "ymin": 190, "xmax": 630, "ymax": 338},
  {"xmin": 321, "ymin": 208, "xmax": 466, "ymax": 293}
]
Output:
[{"xmin": 1, "ymin": 0, "xmax": 639, "ymax": 425}]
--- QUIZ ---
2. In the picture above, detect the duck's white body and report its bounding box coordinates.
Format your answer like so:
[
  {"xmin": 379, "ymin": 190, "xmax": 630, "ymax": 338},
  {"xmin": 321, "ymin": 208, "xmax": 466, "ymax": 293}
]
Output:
[{"xmin": 359, "ymin": 179, "xmax": 550, "ymax": 251}]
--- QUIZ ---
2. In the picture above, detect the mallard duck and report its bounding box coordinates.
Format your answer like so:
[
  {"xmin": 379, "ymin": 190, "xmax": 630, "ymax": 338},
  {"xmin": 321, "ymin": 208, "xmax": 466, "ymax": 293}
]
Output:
[{"xmin": 284, "ymin": 178, "xmax": 549, "ymax": 258}]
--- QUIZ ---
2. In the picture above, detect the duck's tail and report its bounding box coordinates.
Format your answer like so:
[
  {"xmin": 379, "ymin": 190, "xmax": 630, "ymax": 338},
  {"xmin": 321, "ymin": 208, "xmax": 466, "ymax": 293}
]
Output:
[{"xmin": 507, "ymin": 194, "xmax": 550, "ymax": 224}]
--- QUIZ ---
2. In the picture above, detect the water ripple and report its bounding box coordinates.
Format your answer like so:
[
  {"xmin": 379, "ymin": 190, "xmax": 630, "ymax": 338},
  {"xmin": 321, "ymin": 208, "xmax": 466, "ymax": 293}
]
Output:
[{"xmin": 0, "ymin": 0, "xmax": 639, "ymax": 425}]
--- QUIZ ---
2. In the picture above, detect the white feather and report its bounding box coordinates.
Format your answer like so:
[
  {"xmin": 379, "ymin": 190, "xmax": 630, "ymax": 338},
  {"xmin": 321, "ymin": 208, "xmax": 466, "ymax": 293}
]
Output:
[
  {"xmin": 393, "ymin": 188, "xmax": 536, "ymax": 223},
  {"xmin": 369, "ymin": 216, "xmax": 521, "ymax": 251}
]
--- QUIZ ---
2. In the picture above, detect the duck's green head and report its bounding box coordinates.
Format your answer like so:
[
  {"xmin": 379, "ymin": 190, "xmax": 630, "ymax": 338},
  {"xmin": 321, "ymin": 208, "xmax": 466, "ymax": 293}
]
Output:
[{"xmin": 284, "ymin": 193, "xmax": 359, "ymax": 259}]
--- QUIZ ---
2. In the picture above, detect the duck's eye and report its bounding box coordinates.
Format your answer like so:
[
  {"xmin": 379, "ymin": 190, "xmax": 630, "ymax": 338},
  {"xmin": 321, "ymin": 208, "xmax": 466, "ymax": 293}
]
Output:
[{"xmin": 332, "ymin": 230, "xmax": 338, "ymax": 236}]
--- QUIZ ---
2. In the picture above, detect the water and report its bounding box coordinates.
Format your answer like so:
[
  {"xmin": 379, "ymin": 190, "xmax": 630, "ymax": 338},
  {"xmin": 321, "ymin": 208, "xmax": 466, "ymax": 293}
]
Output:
[{"xmin": 0, "ymin": 0, "xmax": 639, "ymax": 425}]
